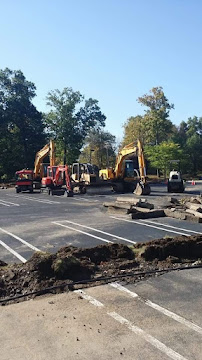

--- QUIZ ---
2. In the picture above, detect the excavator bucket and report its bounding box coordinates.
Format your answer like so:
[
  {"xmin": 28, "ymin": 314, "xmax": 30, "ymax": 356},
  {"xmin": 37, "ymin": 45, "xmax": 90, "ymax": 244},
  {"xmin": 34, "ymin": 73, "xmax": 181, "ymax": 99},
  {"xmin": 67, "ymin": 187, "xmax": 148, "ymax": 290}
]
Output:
[{"xmin": 134, "ymin": 183, "xmax": 151, "ymax": 196}]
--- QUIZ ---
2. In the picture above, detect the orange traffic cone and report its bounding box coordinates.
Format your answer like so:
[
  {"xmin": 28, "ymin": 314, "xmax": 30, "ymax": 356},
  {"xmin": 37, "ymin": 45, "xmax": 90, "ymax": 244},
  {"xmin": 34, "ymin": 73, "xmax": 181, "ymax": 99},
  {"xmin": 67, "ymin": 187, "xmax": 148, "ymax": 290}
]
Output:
[{"xmin": 191, "ymin": 179, "xmax": 196, "ymax": 185}]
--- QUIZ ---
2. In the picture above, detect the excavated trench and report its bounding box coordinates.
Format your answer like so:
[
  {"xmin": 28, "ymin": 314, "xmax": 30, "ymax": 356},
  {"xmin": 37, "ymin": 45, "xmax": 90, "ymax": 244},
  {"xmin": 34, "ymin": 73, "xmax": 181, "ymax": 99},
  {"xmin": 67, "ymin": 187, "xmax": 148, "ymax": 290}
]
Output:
[{"xmin": 1, "ymin": 235, "xmax": 202, "ymax": 303}]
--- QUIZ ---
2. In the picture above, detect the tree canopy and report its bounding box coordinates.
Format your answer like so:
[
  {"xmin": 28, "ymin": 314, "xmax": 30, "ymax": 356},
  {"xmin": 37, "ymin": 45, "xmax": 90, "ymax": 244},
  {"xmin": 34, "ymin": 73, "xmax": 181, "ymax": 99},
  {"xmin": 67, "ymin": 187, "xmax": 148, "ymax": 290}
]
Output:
[
  {"xmin": 44, "ymin": 88, "xmax": 106, "ymax": 164},
  {"xmin": 137, "ymin": 86, "xmax": 174, "ymax": 145},
  {"xmin": 0, "ymin": 68, "xmax": 45, "ymax": 178},
  {"xmin": 79, "ymin": 129, "xmax": 116, "ymax": 168}
]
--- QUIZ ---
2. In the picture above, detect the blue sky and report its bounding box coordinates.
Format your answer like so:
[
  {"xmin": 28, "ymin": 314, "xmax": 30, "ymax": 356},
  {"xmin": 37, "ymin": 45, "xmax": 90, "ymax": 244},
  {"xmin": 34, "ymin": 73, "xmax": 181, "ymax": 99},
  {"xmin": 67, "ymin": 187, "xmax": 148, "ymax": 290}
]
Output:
[{"xmin": 1, "ymin": 0, "xmax": 202, "ymax": 140}]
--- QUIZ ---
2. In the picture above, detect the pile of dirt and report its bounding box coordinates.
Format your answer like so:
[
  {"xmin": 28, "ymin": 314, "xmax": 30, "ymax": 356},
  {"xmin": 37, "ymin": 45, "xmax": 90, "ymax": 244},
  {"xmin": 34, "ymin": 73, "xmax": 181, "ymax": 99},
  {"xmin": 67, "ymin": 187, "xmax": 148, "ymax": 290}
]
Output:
[{"xmin": 1, "ymin": 236, "xmax": 202, "ymax": 302}]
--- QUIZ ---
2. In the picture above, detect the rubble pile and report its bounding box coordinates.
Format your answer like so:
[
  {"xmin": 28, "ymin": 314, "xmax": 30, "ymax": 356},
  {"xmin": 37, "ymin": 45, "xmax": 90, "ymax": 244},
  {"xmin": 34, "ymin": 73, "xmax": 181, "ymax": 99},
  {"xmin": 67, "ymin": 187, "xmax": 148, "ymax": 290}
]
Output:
[{"xmin": 103, "ymin": 196, "xmax": 202, "ymax": 223}]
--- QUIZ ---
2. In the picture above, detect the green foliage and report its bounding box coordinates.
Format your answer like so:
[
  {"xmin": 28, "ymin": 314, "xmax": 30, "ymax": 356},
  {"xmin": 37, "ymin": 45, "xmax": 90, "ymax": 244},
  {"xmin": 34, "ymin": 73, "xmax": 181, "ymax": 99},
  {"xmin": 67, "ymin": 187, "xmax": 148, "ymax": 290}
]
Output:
[
  {"xmin": 172, "ymin": 116, "xmax": 202, "ymax": 174},
  {"xmin": 137, "ymin": 87, "xmax": 174, "ymax": 144},
  {"xmin": 44, "ymin": 88, "xmax": 106, "ymax": 164},
  {"xmin": 79, "ymin": 129, "xmax": 116, "ymax": 168},
  {"xmin": 122, "ymin": 115, "xmax": 145, "ymax": 145},
  {"xmin": 0, "ymin": 68, "xmax": 45, "ymax": 178},
  {"xmin": 145, "ymin": 142, "xmax": 183, "ymax": 177}
]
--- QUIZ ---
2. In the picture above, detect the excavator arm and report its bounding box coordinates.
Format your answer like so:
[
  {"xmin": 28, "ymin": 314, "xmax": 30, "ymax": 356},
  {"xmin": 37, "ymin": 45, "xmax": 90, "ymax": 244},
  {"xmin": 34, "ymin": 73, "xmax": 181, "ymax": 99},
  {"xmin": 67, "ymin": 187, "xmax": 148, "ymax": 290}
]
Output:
[
  {"xmin": 34, "ymin": 140, "xmax": 55, "ymax": 179},
  {"xmin": 114, "ymin": 142, "xmax": 138, "ymax": 178},
  {"xmin": 114, "ymin": 140, "xmax": 150, "ymax": 195}
]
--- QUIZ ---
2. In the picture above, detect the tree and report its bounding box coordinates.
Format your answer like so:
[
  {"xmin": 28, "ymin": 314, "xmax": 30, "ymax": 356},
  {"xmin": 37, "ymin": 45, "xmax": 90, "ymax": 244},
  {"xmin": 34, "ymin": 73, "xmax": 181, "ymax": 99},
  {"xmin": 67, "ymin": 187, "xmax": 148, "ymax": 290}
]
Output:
[
  {"xmin": 172, "ymin": 116, "xmax": 202, "ymax": 174},
  {"xmin": 44, "ymin": 88, "xmax": 106, "ymax": 164},
  {"xmin": 0, "ymin": 68, "xmax": 45, "ymax": 177},
  {"xmin": 145, "ymin": 142, "xmax": 183, "ymax": 178},
  {"xmin": 137, "ymin": 87, "xmax": 174, "ymax": 145},
  {"xmin": 79, "ymin": 129, "xmax": 116, "ymax": 168},
  {"xmin": 122, "ymin": 115, "xmax": 145, "ymax": 146}
]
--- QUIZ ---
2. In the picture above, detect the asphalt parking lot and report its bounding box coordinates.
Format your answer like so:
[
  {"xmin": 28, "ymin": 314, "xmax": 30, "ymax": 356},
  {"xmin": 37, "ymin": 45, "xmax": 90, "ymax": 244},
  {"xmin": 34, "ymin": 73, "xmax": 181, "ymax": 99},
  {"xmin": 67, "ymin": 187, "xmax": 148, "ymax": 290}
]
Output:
[
  {"xmin": 1, "ymin": 183, "xmax": 202, "ymax": 360},
  {"xmin": 0, "ymin": 183, "xmax": 202, "ymax": 264}
]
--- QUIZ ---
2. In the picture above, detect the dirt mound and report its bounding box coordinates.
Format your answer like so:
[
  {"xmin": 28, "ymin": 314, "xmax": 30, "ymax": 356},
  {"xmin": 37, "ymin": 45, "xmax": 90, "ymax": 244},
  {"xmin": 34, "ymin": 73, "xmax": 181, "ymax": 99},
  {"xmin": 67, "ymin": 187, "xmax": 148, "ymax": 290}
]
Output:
[
  {"xmin": 0, "ymin": 244, "xmax": 135, "ymax": 301},
  {"xmin": 1, "ymin": 236, "xmax": 202, "ymax": 303},
  {"xmin": 0, "ymin": 260, "xmax": 7, "ymax": 267},
  {"xmin": 136, "ymin": 235, "xmax": 202, "ymax": 261}
]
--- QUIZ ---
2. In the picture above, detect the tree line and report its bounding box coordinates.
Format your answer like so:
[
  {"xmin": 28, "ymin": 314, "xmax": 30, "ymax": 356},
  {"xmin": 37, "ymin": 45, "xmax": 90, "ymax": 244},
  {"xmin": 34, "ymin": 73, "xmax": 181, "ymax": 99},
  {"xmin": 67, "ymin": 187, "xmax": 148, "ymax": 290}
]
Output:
[
  {"xmin": 0, "ymin": 68, "xmax": 116, "ymax": 179},
  {"xmin": 0, "ymin": 68, "xmax": 201, "ymax": 180},
  {"xmin": 123, "ymin": 87, "xmax": 202, "ymax": 177}
]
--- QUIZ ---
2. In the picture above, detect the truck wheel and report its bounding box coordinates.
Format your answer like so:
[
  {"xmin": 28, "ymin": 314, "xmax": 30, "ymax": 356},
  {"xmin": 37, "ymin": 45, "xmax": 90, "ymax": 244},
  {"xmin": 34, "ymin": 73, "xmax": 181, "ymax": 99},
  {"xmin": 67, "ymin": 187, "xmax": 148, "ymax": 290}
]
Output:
[{"xmin": 16, "ymin": 188, "xmax": 20, "ymax": 193}]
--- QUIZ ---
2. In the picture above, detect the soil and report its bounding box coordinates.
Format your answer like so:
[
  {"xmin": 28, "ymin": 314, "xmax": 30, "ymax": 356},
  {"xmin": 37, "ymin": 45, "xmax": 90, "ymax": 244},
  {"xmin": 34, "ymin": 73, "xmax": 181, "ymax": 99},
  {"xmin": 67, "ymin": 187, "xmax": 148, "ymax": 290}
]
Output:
[{"xmin": 1, "ymin": 236, "xmax": 202, "ymax": 303}]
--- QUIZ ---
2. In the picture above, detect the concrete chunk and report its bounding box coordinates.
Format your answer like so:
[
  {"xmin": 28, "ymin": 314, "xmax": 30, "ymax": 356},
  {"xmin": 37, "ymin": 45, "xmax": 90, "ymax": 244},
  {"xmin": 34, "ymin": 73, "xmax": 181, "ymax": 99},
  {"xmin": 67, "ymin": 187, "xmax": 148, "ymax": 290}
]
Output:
[
  {"xmin": 116, "ymin": 197, "xmax": 144, "ymax": 205},
  {"xmin": 131, "ymin": 209, "xmax": 165, "ymax": 219},
  {"xmin": 186, "ymin": 209, "xmax": 202, "ymax": 218},
  {"xmin": 185, "ymin": 202, "xmax": 202, "ymax": 213},
  {"xmin": 164, "ymin": 209, "xmax": 187, "ymax": 220}
]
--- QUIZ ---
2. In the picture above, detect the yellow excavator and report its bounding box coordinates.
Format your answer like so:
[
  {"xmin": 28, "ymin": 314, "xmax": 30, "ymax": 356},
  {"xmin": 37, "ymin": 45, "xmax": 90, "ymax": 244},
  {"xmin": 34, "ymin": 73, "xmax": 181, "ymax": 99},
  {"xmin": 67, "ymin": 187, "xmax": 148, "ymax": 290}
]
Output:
[
  {"xmin": 15, "ymin": 140, "xmax": 56, "ymax": 193},
  {"xmin": 99, "ymin": 140, "xmax": 151, "ymax": 195},
  {"xmin": 34, "ymin": 139, "xmax": 56, "ymax": 180}
]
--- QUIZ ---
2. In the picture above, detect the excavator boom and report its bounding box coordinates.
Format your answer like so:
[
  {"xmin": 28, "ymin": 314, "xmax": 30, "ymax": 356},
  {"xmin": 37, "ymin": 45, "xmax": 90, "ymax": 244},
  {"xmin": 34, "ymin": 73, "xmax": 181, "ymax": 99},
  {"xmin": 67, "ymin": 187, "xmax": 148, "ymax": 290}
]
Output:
[{"xmin": 34, "ymin": 140, "xmax": 55, "ymax": 179}]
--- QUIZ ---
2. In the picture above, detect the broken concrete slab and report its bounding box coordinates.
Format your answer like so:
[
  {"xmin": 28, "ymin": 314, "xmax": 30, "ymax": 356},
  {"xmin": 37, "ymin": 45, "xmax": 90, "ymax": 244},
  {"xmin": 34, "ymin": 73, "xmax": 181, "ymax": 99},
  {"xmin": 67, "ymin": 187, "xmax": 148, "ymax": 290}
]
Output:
[
  {"xmin": 185, "ymin": 202, "xmax": 202, "ymax": 213},
  {"xmin": 103, "ymin": 202, "xmax": 132, "ymax": 210},
  {"xmin": 186, "ymin": 209, "xmax": 202, "ymax": 218},
  {"xmin": 164, "ymin": 209, "xmax": 187, "ymax": 220},
  {"xmin": 116, "ymin": 197, "xmax": 145, "ymax": 205},
  {"xmin": 131, "ymin": 209, "xmax": 165, "ymax": 219}
]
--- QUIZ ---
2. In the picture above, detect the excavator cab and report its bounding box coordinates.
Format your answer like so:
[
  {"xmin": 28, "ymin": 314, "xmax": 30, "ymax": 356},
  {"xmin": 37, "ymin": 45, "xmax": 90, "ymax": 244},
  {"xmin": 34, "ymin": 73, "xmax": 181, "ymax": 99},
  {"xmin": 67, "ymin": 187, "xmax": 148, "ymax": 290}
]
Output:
[{"xmin": 71, "ymin": 163, "xmax": 97, "ymax": 184}]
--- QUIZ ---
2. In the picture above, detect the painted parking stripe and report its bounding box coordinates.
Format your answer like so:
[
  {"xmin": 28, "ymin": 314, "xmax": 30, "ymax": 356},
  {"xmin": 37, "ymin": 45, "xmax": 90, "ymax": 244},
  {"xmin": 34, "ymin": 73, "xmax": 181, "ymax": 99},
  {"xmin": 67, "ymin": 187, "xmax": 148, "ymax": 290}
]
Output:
[
  {"xmin": 108, "ymin": 312, "xmax": 188, "ymax": 360},
  {"xmin": 0, "ymin": 199, "xmax": 19, "ymax": 206},
  {"xmin": 0, "ymin": 227, "xmax": 40, "ymax": 251},
  {"xmin": 74, "ymin": 290, "xmax": 104, "ymax": 307},
  {"xmin": 62, "ymin": 219, "xmax": 137, "ymax": 245},
  {"xmin": 110, "ymin": 283, "xmax": 202, "ymax": 335},
  {"xmin": 7, "ymin": 194, "xmax": 60, "ymax": 204},
  {"xmin": 140, "ymin": 219, "xmax": 202, "ymax": 235},
  {"xmin": 73, "ymin": 197, "xmax": 99, "ymax": 203},
  {"xmin": 74, "ymin": 289, "xmax": 188, "ymax": 360},
  {"xmin": 52, "ymin": 221, "xmax": 113, "ymax": 244},
  {"xmin": 0, "ymin": 201, "xmax": 10, "ymax": 206},
  {"xmin": 110, "ymin": 216, "xmax": 191, "ymax": 236},
  {"xmin": 0, "ymin": 240, "xmax": 26, "ymax": 263}
]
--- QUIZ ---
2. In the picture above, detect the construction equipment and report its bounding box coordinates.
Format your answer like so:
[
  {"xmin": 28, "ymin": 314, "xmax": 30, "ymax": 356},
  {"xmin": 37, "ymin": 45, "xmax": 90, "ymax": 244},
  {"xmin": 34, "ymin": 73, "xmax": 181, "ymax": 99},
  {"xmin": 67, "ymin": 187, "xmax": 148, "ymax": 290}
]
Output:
[
  {"xmin": 41, "ymin": 165, "xmax": 73, "ymax": 196},
  {"xmin": 167, "ymin": 170, "xmax": 184, "ymax": 193},
  {"xmin": 71, "ymin": 163, "xmax": 97, "ymax": 193},
  {"xmin": 15, "ymin": 140, "xmax": 56, "ymax": 193},
  {"xmin": 167, "ymin": 160, "xmax": 184, "ymax": 193},
  {"xmin": 34, "ymin": 139, "xmax": 55, "ymax": 180},
  {"xmin": 99, "ymin": 140, "xmax": 151, "ymax": 195},
  {"xmin": 15, "ymin": 169, "xmax": 34, "ymax": 193}
]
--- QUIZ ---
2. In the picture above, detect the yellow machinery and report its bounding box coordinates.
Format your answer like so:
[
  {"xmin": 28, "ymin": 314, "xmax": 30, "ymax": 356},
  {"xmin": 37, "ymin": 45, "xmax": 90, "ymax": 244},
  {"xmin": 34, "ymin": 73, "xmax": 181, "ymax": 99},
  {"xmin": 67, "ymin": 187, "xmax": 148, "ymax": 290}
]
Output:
[
  {"xmin": 34, "ymin": 139, "xmax": 56, "ymax": 180},
  {"xmin": 99, "ymin": 140, "xmax": 151, "ymax": 195}
]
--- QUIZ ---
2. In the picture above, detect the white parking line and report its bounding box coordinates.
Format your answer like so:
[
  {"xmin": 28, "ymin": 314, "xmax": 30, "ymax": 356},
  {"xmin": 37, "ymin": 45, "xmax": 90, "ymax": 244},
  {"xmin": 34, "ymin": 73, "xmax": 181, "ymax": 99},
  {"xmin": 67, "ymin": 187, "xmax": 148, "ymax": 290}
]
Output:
[
  {"xmin": 62, "ymin": 219, "xmax": 137, "ymax": 245},
  {"xmin": 0, "ymin": 201, "xmax": 10, "ymax": 206},
  {"xmin": 74, "ymin": 288, "xmax": 188, "ymax": 360},
  {"xmin": 53, "ymin": 221, "xmax": 113, "ymax": 244},
  {"xmin": 0, "ymin": 199, "xmax": 19, "ymax": 206},
  {"xmin": 140, "ymin": 219, "xmax": 202, "ymax": 235},
  {"xmin": 110, "ymin": 283, "xmax": 202, "ymax": 335},
  {"xmin": 73, "ymin": 197, "xmax": 99, "ymax": 203},
  {"xmin": 110, "ymin": 216, "xmax": 191, "ymax": 236},
  {"xmin": 74, "ymin": 290, "xmax": 104, "ymax": 307},
  {"xmin": 108, "ymin": 312, "xmax": 188, "ymax": 360},
  {"xmin": 7, "ymin": 194, "xmax": 60, "ymax": 204},
  {"xmin": 0, "ymin": 240, "xmax": 26, "ymax": 263},
  {"xmin": 0, "ymin": 227, "xmax": 40, "ymax": 251}
]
